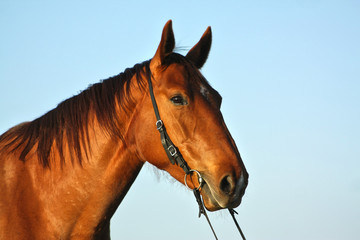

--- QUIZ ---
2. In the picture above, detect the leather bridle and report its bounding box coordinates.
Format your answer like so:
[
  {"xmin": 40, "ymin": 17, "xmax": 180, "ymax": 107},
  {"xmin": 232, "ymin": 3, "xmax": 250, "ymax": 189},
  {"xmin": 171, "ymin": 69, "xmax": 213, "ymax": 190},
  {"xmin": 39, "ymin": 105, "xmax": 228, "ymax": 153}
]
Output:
[{"xmin": 146, "ymin": 66, "xmax": 246, "ymax": 240}]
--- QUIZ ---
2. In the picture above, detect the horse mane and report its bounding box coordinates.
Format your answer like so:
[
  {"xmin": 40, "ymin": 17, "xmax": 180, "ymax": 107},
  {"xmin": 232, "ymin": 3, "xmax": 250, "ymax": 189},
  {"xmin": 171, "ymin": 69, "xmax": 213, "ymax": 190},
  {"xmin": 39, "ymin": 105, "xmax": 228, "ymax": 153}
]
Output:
[
  {"xmin": 1, "ymin": 60, "xmax": 151, "ymax": 167},
  {"xmin": 0, "ymin": 53, "xmax": 214, "ymax": 168}
]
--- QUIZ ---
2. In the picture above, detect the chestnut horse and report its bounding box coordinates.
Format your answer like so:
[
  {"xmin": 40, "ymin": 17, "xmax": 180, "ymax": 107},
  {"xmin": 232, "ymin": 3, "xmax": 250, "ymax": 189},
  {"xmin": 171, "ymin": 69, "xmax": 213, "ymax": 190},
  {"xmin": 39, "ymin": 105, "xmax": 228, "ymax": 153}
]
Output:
[{"xmin": 0, "ymin": 20, "xmax": 248, "ymax": 239}]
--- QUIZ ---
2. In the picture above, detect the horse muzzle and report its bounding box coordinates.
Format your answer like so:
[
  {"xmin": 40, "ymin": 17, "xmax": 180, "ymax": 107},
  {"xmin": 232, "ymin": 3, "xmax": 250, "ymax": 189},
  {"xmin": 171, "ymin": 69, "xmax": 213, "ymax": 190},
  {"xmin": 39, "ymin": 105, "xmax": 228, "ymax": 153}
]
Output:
[{"xmin": 201, "ymin": 171, "xmax": 248, "ymax": 211}]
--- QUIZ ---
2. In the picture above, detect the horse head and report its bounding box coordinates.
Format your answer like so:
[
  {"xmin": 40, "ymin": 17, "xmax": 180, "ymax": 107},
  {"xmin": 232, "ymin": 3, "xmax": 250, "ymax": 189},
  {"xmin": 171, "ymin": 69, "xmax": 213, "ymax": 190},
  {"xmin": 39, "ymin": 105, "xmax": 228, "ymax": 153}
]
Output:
[{"xmin": 132, "ymin": 20, "xmax": 248, "ymax": 211}]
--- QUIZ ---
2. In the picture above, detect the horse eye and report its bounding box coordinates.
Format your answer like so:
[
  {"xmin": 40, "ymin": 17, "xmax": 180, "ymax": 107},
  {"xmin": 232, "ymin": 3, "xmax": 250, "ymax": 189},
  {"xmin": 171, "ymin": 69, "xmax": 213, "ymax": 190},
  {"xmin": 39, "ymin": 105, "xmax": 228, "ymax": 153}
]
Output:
[{"xmin": 170, "ymin": 95, "xmax": 188, "ymax": 106}]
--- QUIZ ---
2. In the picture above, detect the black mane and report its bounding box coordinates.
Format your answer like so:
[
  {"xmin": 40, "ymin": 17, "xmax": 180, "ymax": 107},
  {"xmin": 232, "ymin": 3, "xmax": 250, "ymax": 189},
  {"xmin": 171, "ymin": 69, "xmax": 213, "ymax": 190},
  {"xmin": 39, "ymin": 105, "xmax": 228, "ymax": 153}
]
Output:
[
  {"xmin": 0, "ymin": 53, "xmax": 215, "ymax": 168},
  {"xmin": 1, "ymin": 60, "xmax": 150, "ymax": 167}
]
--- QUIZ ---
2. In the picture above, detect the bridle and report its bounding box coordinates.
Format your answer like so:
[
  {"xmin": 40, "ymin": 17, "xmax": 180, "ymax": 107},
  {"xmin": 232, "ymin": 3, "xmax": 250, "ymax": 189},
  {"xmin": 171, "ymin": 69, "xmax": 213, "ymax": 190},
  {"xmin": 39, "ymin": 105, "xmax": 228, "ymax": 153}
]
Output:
[{"xmin": 146, "ymin": 66, "xmax": 246, "ymax": 240}]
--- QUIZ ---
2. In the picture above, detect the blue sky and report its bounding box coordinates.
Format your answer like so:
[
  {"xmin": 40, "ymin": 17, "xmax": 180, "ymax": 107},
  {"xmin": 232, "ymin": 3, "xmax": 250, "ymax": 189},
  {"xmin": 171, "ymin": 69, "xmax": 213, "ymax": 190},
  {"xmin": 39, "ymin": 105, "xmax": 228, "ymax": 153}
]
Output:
[{"xmin": 1, "ymin": 1, "xmax": 359, "ymax": 239}]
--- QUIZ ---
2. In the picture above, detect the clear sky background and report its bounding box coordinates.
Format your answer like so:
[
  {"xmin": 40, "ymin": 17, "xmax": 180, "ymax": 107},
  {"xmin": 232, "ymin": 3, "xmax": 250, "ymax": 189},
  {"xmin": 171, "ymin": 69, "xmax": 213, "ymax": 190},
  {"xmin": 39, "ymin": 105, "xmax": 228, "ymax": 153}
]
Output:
[{"xmin": 1, "ymin": 1, "xmax": 359, "ymax": 239}]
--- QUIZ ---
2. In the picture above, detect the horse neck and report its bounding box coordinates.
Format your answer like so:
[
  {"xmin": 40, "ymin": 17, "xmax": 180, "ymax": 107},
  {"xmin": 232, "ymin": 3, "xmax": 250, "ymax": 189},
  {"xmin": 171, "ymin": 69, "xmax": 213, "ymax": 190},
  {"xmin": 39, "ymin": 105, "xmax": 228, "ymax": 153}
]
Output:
[
  {"xmin": 65, "ymin": 134, "xmax": 144, "ymax": 238},
  {"xmin": 55, "ymin": 82, "xmax": 146, "ymax": 237},
  {"xmin": 17, "ymin": 78, "xmax": 146, "ymax": 238}
]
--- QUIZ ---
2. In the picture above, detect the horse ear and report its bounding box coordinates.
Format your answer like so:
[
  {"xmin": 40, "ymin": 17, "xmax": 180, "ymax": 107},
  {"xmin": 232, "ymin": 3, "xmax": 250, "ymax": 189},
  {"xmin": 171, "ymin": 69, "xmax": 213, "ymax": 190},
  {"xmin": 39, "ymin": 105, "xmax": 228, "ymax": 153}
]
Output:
[
  {"xmin": 150, "ymin": 20, "xmax": 175, "ymax": 70},
  {"xmin": 186, "ymin": 27, "xmax": 212, "ymax": 69}
]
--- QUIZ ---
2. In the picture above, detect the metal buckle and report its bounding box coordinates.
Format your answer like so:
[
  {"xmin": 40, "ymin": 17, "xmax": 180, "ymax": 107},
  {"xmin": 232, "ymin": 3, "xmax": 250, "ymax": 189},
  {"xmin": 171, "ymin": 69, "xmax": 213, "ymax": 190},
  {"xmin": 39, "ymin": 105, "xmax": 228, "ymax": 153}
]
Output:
[
  {"xmin": 156, "ymin": 120, "xmax": 163, "ymax": 130},
  {"xmin": 167, "ymin": 145, "xmax": 177, "ymax": 157},
  {"xmin": 184, "ymin": 169, "xmax": 204, "ymax": 191}
]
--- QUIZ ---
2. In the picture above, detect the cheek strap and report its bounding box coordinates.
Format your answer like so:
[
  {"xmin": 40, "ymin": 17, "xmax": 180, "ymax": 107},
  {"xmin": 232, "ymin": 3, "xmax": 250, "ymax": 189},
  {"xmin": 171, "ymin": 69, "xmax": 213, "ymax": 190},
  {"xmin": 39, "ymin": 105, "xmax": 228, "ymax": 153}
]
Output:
[{"xmin": 147, "ymin": 67, "xmax": 191, "ymax": 174}]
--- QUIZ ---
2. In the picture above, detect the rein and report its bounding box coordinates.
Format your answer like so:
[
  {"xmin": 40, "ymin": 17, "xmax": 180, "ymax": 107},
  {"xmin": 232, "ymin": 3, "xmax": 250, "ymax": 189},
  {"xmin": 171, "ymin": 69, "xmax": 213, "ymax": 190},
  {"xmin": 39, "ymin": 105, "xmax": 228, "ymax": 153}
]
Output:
[{"xmin": 147, "ymin": 67, "xmax": 246, "ymax": 240}]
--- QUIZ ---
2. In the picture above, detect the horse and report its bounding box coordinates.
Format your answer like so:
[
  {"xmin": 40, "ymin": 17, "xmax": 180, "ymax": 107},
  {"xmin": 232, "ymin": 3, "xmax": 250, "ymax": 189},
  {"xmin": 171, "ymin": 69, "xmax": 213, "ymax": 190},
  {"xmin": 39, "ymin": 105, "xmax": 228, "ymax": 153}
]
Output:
[{"xmin": 0, "ymin": 20, "xmax": 248, "ymax": 239}]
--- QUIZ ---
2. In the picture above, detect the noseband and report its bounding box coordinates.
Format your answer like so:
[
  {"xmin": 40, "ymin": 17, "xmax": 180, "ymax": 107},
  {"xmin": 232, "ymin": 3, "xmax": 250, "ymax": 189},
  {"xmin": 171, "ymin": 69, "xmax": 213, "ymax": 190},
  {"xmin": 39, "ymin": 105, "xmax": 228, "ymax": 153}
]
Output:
[{"xmin": 146, "ymin": 66, "xmax": 246, "ymax": 240}]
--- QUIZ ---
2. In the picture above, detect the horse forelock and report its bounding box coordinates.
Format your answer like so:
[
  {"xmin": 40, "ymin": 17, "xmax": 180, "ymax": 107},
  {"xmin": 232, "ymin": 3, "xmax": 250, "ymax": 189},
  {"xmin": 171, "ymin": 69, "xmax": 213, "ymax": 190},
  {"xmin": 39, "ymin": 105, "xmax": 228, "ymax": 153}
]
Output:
[{"xmin": 162, "ymin": 53, "xmax": 222, "ymax": 107}]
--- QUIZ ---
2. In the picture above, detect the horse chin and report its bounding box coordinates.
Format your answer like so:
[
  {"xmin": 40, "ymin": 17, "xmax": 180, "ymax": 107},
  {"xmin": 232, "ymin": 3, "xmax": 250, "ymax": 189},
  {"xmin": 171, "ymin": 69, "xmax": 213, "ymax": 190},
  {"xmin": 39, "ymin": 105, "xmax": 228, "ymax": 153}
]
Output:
[{"xmin": 200, "ymin": 181, "xmax": 242, "ymax": 212}]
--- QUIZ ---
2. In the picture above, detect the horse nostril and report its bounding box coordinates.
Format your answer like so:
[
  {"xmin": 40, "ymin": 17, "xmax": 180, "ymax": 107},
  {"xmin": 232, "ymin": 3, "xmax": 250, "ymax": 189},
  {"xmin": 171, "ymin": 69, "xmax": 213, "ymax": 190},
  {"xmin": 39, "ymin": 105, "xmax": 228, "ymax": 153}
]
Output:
[{"xmin": 220, "ymin": 175, "xmax": 235, "ymax": 195}]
